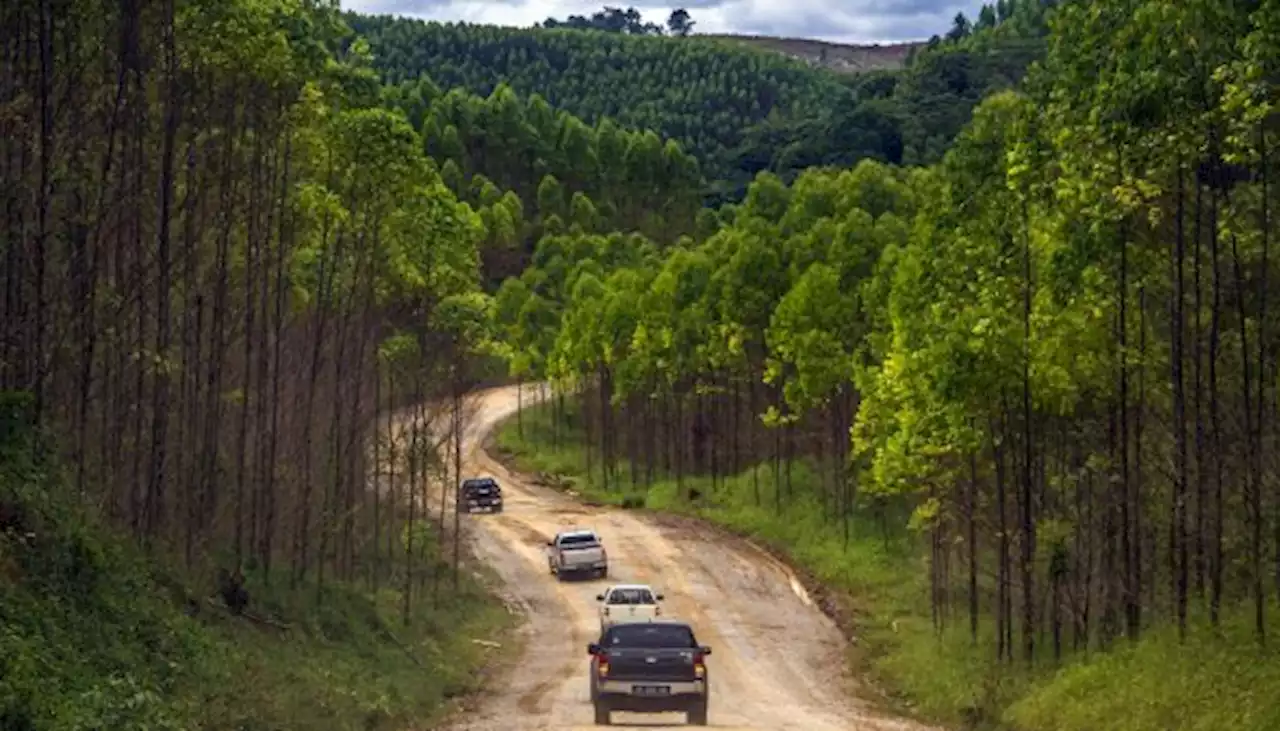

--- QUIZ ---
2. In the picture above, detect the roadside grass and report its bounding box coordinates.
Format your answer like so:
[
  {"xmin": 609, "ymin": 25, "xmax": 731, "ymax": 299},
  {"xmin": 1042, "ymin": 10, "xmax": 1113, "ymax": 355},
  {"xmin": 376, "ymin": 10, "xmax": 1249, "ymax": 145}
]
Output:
[
  {"xmin": 495, "ymin": 399, "xmax": 1280, "ymax": 731},
  {"xmin": 0, "ymin": 412, "xmax": 511, "ymax": 731}
]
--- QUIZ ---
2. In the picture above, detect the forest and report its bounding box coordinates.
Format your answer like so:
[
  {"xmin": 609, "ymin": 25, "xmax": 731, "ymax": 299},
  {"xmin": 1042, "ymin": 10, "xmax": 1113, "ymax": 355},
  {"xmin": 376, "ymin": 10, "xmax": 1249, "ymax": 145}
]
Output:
[
  {"xmin": 378, "ymin": 78, "xmax": 705, "ymax": 281},
  {"xmin": 492, "ymin": 0, "xmax": 1280, "ymax": 728},
  {"xmin": 537, "ymin": 5, "xmax": 687, "ymax": 36},
  {"xmin": 348, "ymin": 0, "xmax": 1052, "ymax": 203},
  {"xmin": 0, "ymin": 0, "xmax": 517, "ymax": 727},
  {"xmin": 4, "ymin": 0, "xmax": 1278, "ymax": 728}
]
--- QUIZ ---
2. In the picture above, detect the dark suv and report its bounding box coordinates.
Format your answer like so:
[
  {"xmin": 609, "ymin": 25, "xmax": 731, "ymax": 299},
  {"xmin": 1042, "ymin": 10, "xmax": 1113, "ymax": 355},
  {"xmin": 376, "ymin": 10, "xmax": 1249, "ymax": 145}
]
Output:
[
  {"xmin": 587, "ymin": 619, "xmax": 710, "ymax": 726},
  {"xmin": 460, "ymin": 477, "xmax": 503, "ymax": 513}
]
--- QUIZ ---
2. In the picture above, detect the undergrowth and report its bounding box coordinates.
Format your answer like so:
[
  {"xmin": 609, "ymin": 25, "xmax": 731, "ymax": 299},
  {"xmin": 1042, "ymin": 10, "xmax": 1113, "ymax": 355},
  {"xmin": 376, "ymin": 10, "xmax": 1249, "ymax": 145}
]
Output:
[
  {"xmin": 0, "ymin": 392, "xmax": 511, "ymax": 731},
  {"xmin": 495, "ymin": 398, "xmax": 1280, "ymax": 731}
]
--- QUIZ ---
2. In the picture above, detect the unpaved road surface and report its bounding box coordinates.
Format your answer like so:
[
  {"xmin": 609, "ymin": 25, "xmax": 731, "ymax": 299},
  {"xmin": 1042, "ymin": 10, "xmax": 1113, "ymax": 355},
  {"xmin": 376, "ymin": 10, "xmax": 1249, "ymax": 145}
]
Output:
[{"xmin": 442, "ymin": 385, "xmax": 938, "ymax": 731}]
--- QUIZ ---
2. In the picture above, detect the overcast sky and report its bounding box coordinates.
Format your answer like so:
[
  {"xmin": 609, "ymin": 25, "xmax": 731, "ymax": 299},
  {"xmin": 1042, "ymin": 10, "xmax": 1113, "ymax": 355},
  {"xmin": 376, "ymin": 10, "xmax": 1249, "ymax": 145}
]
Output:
[{"xmin": 342, "ymin": 0, "xmax": 989, "ymax": 44}]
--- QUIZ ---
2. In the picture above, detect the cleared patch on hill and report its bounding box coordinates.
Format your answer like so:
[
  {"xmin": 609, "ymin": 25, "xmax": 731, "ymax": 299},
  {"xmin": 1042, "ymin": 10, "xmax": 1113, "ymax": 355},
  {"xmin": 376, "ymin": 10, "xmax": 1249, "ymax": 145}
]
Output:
[{"xmin": 703, "ymin": 34, "xmax": 922, "ymax": 73}]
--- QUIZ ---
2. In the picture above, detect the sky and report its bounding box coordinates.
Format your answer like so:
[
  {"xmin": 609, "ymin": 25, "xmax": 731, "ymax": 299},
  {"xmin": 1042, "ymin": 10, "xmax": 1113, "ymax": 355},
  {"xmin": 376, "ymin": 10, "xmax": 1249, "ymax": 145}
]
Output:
[{"xmin": 342, "ymin": 0, "xmax": 989, "ymax": 45}]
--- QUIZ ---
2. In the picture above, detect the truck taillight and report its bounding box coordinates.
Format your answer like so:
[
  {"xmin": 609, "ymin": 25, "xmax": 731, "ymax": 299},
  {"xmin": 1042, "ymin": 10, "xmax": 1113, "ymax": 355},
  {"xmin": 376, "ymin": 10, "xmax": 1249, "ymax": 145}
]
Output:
[
  {"xmin": 597, "ymin": 654, "xmax": 610, "ymax": 676},
  {"xmin": 693, "ymin": 652, "xmax": 705, "ymax": 678}
]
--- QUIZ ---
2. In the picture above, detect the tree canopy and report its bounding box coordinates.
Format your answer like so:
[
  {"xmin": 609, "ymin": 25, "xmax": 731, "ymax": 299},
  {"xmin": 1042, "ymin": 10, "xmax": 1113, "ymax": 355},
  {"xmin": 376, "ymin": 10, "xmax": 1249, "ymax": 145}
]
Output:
[
  {"xmin": 496, "ymin": 0, "xmax": 1280, "ymax": 691},
  {"xmin": 347, "ymin": 5, "xmax": 1049, "ymax": 203}
]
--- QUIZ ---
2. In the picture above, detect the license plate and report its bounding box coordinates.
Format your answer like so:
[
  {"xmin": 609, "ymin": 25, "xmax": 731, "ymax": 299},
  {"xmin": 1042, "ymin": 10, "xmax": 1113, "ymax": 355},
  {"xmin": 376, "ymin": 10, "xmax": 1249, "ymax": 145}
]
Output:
[{"xmin": 632, "ymin": 685, "xmax": 670, "ymax": 696}]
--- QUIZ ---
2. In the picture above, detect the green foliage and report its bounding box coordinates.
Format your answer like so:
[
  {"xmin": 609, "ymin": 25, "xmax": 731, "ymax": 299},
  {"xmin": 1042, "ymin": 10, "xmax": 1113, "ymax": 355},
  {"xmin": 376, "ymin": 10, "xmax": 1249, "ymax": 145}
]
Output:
[
  {"xmin": 491, "ymin": 2, "xmax": 1280, "ymax": 729},
  {"xmin": 540, "ymin": 5, "xmax": 666, "ymax": 35},
  {"xmin": 350, "ymin": 4, "xmax": 1049, "ymax": 204},
  {"xmin": 346, "ymin": 14, "xmax": 904, "ymax": 203},
  {"xmin": 0, "ymin": 0, "xmax": 513, "ymax": 725},
  {"xmin": 0, "ymin": 419, "xmax": 509, "ymax": 731},
  {"xmin": 382, "ymin": 80, "xmax": 703, "ymax": 252},
  {"xmin": 1005, "ymin": 612, "xmax": 1280, "ymax": 731}
]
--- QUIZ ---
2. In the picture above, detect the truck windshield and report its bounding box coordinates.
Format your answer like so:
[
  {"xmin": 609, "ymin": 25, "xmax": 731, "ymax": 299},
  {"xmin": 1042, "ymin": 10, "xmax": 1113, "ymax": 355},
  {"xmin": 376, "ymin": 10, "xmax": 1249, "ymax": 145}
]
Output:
[
  {"xmin": 607, "ymin": 588, "xmax": 655, "ymax": 604},
  {"xmin": 605, "ymin": 624, "xmax": 696, "ymax": 648}
]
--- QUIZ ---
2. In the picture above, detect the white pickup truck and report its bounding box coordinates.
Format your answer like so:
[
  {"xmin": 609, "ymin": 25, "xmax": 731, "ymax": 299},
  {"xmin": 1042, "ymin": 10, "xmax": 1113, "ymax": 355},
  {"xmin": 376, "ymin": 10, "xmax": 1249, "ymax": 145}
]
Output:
[
  {"xmin": 547, "ymin": 529, "xmax": 609, "ymax": 580},
  {"xmin": 596, "ymin": 584, "xmax": 664, "ymax": 630}
]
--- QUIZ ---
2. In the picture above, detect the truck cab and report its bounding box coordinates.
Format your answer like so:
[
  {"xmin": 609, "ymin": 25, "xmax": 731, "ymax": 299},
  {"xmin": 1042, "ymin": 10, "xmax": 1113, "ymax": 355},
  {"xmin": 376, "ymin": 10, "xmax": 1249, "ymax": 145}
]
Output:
[
  {"xmin": 588, "ymin": 619, "xmax": 711, "ymax": 726},
  {"xmin": 461, "ymin": 477, "xmax": 503, "ymax": 513},
  {"xmin": 547, "ymin": 529, "xmax": 608, "ymax": 580},
  {"xmin": 597, "ymin": 584, "xmax": 664, "ymax": 630}
]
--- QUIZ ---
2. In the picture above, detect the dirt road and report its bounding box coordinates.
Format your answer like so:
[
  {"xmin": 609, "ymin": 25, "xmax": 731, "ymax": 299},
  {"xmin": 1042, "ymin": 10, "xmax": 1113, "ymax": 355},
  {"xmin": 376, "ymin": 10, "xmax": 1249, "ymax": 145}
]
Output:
[{"xmin": 442, "ymin": 385, "xmax": 937, "ymax": 731}]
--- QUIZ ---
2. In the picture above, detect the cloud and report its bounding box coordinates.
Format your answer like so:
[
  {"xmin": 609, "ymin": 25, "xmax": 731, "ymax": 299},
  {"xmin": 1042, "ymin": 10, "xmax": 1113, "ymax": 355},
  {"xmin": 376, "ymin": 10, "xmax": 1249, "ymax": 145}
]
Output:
[{"xmin": 342, "ymin": 0, "xmax": 989, "ymax": 44}]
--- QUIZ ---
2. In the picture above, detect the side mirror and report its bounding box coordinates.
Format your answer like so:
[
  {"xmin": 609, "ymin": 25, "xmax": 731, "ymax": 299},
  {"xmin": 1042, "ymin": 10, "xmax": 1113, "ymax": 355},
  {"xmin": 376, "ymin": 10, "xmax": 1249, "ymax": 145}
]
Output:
[
  {"xmin": 596, "ymin": 594, "xmax": 605, "ymax": 601},
  {"xmin": 546, "ymin": 540, "xmax": 554, "ymax": 547},
  {"xmin": 587, "ymin": 643, "xmax": 600, "ymax": 655},
  {"xmin": 700, "ymin": 646, "xmax": 712, "ymax": 656},
  {"xmin": 656, "ymin": 594, "xmax": 665, "ymax": 601}
]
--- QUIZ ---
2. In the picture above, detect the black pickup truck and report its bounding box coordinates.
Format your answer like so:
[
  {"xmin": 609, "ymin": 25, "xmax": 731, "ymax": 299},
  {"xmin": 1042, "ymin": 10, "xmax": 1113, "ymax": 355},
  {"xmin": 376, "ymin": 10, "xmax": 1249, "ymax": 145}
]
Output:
[
  {"xmin": 587, "ymin": 620, "xmax": 711, "ymax": 726},
  {"xmin": 460, "ymin": 477, "xmax": 503, "ymax": 513}
]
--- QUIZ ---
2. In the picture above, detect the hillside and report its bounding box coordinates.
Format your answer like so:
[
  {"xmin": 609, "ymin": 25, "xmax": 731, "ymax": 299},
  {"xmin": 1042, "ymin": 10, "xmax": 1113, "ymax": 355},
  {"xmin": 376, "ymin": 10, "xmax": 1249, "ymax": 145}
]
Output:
[
  {"xmin": 346, "ymin": 14, "xmax": 869, "ymax": 203},
  {"xmin": 706, "ymin": 34, "xmax": 921, "ymax": 74},
  {"xmin": 349, "ymin": 6, "xmax": 1049, "ymax": 201}
]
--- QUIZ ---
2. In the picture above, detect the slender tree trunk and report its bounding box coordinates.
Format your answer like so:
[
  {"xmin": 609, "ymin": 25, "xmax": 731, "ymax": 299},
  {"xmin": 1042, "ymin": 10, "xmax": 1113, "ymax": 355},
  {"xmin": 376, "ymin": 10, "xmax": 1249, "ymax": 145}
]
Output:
[
  {"xmin": 235, "ymin": 110, "xmax": 262, "ymax": 565},
  {"xmin": 992, "ymin": 413, "xmax": 1010, "ymax": 663},
  {"xmin": 1231, "ymin": 231, "xmax": 1264, "ymax": 645},
  {"xmin": 1172, "ymin": 164, "xmax": 1188, "ymax": 636},
  {"xmin": 969, "ymin": 444, "xmax": 979, "ymax": 644},
  {"xmin": 452, "ymin": 365, "xmax": 464, "ymax": 590},
  {"xmin": 403, "ymin": 370, "xmax": 421, "ymax": 626},
  {"xmin": 1208, "ymin": 187, "xmax": 1224, "ymax": 626},
  {"xmin": 261, "ymin": 132, "xmax": 291, "ymax": 582},
  {"xmin": 146, "ymin": 0, "xmax": 179, "ymax": 549},
  {"xmin": 1021, "ymin": 206, "xmax": 1036, "ymax": 663},
  {"xmin": 1135, "ymin": 285, "xmax": 1146, "ymax": 638}
]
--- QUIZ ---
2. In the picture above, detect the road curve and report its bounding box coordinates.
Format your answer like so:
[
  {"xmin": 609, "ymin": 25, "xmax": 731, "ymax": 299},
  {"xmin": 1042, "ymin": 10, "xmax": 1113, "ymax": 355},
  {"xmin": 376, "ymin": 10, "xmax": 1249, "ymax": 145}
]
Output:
[{"xmin": 442, "ymin": 385, "xmax": 938, "ymax": 731}]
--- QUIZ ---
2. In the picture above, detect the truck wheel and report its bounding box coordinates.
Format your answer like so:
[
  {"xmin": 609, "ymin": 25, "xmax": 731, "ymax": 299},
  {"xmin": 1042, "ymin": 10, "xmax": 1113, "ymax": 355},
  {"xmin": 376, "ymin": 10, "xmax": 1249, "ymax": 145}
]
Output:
[
  {"xmin": 598, "ymin": 567, "xmax": 608, "ymax": 579},
  {"xmin": 593, "ymin": 702, "xmax": 611, "ymax": 725},
  {"xmin": 688, "ymin": 702, "xmax": 708, "ymax": 726}
]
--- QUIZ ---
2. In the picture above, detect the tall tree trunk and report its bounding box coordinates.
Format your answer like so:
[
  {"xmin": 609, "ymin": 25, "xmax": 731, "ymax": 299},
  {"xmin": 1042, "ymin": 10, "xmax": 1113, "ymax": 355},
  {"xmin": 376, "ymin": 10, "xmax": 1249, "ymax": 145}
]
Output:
[
  {"xmin": 968, "ymin": 445, "xmax": 979, "ymax": 644},
  {"xmin": 1021, "ymin": 205, "xmax": 1036, "ymax": 662},
  {"xmin": 235, "ymin": 108, "xmax": 262, "ymax": 564},
  {"xmin": 1208, "ymin": 186, "xmax": 1224, "ymax": 627},
  {"xmin": 1231, "ymin": 231, "xmax": 1264, "ymax": 645},
  {"xmin": 992, "ymin": 412, "xmax": 1010, "ymax": 663},
  {"xmin": 261, "ymin": 132, "xmax": 291, "ymax": 581},
  {"xmin": 146, "ymin": 0, "xmax": 179, "ymax": 549},
  {"xmin": 452, "ymin": 365, "xmax": 464, "ymax": 590}
]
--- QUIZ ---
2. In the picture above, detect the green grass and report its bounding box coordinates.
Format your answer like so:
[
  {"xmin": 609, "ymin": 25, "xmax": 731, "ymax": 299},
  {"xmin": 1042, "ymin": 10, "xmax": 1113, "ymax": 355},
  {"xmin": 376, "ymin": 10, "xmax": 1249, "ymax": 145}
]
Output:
[
  {"xmin": 495, "ymin": 399, "xmax": 1280, "ymax": 731},
  {"xmin": 0, "ymin": 399, "xmax": 512, "ymax": 731}
]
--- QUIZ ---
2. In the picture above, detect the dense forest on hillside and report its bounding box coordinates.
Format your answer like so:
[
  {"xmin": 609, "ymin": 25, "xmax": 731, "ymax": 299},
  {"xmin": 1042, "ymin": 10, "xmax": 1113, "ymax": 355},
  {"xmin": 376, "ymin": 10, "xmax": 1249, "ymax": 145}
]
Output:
[
  {"xmin": 0, "ymin": 0, "xmax": 506, "ymax": 589},
  {"xmin": 348, "ymin": 0, "xmax": 1053, "ymax": 202},
  {"xmin": 0, "ymin": 0, "xmax": 511, "ymax": 725},
  {"xmin": 379, "ymin": 79, "xmax": 704, "ymax": 280},
  {"xmin": 497, "ymin": 0, "xmax": 1280, "ymax": 726}
]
